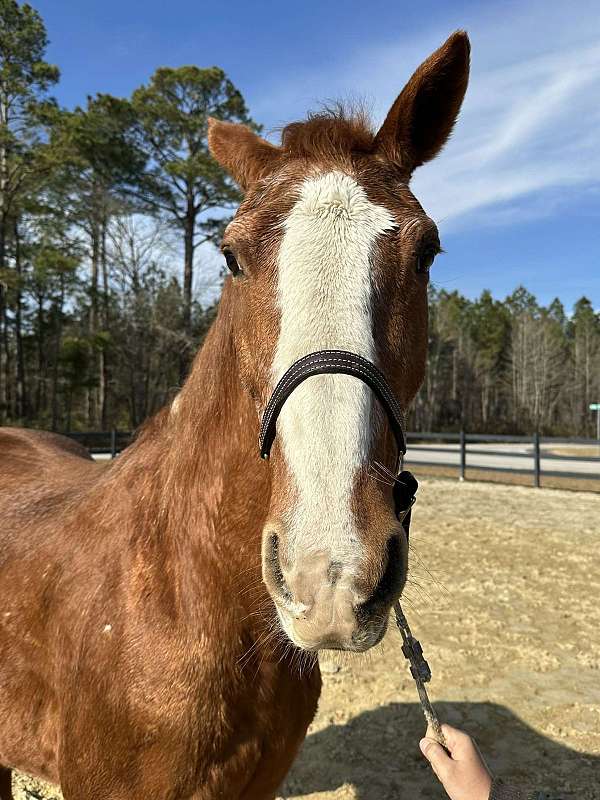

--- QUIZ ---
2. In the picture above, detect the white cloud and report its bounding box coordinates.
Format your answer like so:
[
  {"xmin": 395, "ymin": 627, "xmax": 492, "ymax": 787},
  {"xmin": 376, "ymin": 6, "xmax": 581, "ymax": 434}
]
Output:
[{"xmin": 248, "ymin": 0, "xmax": 600, "ymax": 234}]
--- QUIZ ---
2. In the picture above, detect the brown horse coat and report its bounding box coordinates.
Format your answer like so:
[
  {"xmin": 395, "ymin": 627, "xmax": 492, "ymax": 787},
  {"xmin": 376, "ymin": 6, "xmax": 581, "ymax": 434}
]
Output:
[
  {"xmin": 0, "ymin": 335, "xmax": 320, "ymax": 799},
  {"xmin": 0, "ymin": 31, "xmax": 469, "ymax": 800}
]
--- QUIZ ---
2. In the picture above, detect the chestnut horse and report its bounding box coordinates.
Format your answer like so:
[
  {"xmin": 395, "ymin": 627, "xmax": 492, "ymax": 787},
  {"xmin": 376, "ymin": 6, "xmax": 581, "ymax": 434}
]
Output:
[{"xmin": 0, "ymin": 32, "xmax": 469, "ymax": 800}]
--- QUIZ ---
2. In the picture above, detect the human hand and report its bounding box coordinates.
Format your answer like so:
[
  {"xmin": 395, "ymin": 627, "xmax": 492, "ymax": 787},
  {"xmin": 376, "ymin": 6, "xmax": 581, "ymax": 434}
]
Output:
[{"xmin": 419, "ymin": 724, "xmax": 493, "ymax": 800}]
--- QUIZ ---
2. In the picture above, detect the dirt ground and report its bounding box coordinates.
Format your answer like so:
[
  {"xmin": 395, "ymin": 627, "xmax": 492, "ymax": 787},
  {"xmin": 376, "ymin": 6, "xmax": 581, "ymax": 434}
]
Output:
[{"xmin": 13, "ymin": 478, "xmax": 600, "ymax": 800}]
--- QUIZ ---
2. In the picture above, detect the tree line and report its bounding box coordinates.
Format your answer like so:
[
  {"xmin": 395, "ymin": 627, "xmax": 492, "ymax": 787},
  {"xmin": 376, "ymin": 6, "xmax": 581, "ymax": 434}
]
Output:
[
  {"xmin": 0, "ymin": 0, "xmax": 255, "ymax": 430},
  {"xmin": 409, "ymin": 287, "xmax": 599, "ymax": 437},
  {"xmin": 0, "ymin": 0, "xmax": 598, "ymax": 437}
]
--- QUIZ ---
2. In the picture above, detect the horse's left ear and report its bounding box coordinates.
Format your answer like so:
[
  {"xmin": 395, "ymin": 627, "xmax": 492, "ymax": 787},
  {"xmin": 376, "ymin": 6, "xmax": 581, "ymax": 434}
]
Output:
[
  {"xmin": 208, "ymin": 118, "xmax": 281, "ymax": 191},
  {"xmin": 374, "ymin": 31, "xmax": 470, "ymax": 174}
]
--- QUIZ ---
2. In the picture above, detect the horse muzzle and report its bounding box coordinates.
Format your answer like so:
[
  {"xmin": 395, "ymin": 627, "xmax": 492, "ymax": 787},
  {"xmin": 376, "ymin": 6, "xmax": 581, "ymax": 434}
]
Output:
[{"xmin": 262, "ymin": 530, "xmax": 406, "ymax": 652}]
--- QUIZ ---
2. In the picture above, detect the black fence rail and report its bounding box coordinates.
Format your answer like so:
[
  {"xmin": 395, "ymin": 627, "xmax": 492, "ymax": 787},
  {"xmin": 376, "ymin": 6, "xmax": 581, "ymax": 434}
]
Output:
[
  {"xmin": 405, "ymin": 432, "xmax": 600, "ymax": 488},
  {"xmin": 65, "ymin": 429, "xmax": 600, "ymax": 490},
  {"xmin": 66, "ymin": 430, "xmax": 132, "ymax": 458}
]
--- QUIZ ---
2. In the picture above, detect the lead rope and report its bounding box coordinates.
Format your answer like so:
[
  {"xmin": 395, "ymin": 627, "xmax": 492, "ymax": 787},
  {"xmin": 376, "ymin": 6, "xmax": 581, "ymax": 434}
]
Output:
[
  {"xmin": 369, "ymin": 461, "xmax": 445, "ymax": 745},
  {"xmin": 393, "ymin": 601, "xmax": 447, "ymax": 749},
  {"xmin": 394, "ymin": 427, "xmax": 447, "ymax": 750}
]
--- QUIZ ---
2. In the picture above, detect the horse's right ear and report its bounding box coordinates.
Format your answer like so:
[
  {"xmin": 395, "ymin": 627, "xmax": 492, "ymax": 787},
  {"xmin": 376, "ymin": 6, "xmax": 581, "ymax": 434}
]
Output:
[
  {"xmin": 374, "ymin": 31, "xmax": 470, "ymax": 174},
  {"xmin": 208, "ymin": 119, "xmax": 281, "ymax": 191}
]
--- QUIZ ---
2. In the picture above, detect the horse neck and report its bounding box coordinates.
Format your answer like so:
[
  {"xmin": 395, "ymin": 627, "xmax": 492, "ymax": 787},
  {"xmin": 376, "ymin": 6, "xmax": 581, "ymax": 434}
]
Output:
[
  {"xmin": 168, "ymin": 296, "xmax": 269, "ymax": 543},
  {"xmin": 118, "ymin": 290, "xmax": 271, "ymax": 601}
]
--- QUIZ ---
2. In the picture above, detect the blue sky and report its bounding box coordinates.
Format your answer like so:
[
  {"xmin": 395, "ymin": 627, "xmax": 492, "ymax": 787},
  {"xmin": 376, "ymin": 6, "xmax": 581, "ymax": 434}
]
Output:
[{"xmin": 36, "ymin": 0, "xmax": 600, "ymax": 310}]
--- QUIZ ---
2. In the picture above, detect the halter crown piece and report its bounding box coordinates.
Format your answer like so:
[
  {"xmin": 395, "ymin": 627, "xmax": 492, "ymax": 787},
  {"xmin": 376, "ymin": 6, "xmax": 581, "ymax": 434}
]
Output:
[{"xmin": 258, "ymin": 349, "xmax": 447, "ymax": 749}]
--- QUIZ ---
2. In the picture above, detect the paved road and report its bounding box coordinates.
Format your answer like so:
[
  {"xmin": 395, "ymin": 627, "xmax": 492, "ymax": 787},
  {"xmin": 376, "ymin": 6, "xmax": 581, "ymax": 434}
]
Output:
[
  {"xmin": 405, "ymin": 442, "xmax": 600, "ymax": 478},
  {"xmin": 94, "ymin": 442, "xmax": 599, "ymax": 480}
]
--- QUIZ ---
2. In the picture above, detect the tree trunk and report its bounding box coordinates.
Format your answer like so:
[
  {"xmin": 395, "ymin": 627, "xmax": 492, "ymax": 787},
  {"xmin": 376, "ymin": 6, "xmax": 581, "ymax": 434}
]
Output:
[
  {"xmin": 0, "ymin": 88, "xmax": 8, "ymax": 421},
  {"xmin": 14, "ymin": 220, "xmax": 27, "ymax": 419},
  {"xmin": 2, "ymin": 283, "xmax": 12, "ymax": 420},
  {"xmin": 183, "ymin": 209, "xmax": 194, "ymax": 334},
  {"xmin": 51, "ymin": 280, "xmax": 65, "ymax": 431},
  {"xmin": 180, "ymin": 197, "xmax": 196, "ymax": 384},
  {"xmin": 100, "ymin": 216, "xmax": 109, "ymax": 429},
  {"xmin": 88, "ymin": 214, "xmax": 100, "ymax": 427},
  {"xmin": 0, "ymin": 281, "xmax": 6, "ymax": 422},
  {"xmin": 35, "ymin": 293, "xmax": 45, "ymax": 417}
]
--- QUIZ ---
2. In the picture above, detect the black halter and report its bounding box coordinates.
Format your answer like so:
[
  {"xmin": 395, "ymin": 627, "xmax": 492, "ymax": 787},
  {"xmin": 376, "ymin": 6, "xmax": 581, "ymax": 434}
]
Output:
[{"xmin": 258, "ymin": 349, "xmax": 418, "ymax": 535}]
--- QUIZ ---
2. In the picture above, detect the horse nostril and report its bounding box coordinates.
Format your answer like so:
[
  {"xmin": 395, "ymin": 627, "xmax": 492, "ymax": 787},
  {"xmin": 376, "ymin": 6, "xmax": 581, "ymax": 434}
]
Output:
[
  {"xmin": 263, "ymin": 532, "xmax": 292, "ymax": 604},
  {"xmin": 327, "ymin": 561, "xmax": 343, "ymax": 586},
  {"xmin": 356, "ymin": 534, "xmax": 404, "ymax": 620}
]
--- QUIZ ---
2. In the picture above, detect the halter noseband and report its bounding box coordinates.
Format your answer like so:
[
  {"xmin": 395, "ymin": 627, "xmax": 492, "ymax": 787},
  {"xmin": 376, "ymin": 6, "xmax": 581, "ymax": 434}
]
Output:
[{"xmin": 258, "ymin": 349, "xmax": 418, "ymax": 532}]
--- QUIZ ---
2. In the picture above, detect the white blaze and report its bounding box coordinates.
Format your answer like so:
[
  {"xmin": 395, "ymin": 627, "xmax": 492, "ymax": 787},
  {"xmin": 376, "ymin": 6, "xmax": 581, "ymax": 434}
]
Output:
[{"xmin": 273, "ymin": 171, "xmax": 396, "ymax": 562}]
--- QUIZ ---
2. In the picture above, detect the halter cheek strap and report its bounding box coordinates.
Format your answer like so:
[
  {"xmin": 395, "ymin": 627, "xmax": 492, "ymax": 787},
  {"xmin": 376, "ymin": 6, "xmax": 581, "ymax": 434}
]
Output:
[{"xmin": 258, "ymin": 349, "xmax": 417, "ymax": 527}]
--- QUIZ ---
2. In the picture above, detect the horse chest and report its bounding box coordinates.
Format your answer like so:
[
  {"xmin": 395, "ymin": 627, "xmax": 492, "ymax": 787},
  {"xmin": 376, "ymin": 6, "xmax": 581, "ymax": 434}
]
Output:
[
  {"xmin": 187, "ymin": 658, "xmax": 322, "ymax": 800},
  {"xmin": 57, "ymin": 604, "xmax": 321, "ymax": 799}
]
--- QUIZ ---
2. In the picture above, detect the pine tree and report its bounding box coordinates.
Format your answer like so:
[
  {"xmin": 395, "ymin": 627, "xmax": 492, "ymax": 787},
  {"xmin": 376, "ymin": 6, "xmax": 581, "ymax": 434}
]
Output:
[
  {"xmin": 0, "ymin": 0, "xmax": 58, "ymax": 420},
  {"xmin": 130, "ymin": 67, "xmax": 257, "ymax": 349}
]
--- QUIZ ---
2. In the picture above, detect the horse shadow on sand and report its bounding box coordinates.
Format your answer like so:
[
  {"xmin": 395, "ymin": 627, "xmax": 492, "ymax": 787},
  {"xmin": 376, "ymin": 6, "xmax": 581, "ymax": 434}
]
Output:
[{"xmin": 280, "ymin": 701, "xmax": 599, "ymax": 800}]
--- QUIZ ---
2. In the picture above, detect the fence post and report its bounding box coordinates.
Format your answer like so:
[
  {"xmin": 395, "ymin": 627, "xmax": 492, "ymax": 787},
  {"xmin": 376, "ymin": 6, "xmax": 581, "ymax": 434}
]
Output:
[
  {"xmin": 533, "ymin": 432, "xmax": 541, "ymax": 488},
  {"xmin": 459, "ymin": 430, "xmax": 466, "ymax": 481},
  {"xmin": 110, "ymin": 429, "xmax": 117, "ymax": 460}
]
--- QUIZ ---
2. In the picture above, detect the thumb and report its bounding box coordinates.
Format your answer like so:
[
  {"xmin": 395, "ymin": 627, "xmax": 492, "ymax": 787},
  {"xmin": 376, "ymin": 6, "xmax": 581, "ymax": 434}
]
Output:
[{"xmin": 420, "ymin": 737, "xmax": 451, "ymax": 775}]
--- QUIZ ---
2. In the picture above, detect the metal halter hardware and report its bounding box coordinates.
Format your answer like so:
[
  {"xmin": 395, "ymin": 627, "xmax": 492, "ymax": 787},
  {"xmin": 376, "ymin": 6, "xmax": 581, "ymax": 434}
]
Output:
[{"xmin": 258, "ymin": 349, "xmax": 417, "ymax": 525}]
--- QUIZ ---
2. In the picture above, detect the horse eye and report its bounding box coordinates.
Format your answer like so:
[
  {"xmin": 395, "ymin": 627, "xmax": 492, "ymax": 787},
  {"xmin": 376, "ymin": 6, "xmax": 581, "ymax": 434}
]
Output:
[
  {"xmin": 416, "ymin": 247, "xmax": 437, "ymax": 274},
  {"xmin": 223, "ymin": 249, "xmax": 242, "ymax": 277}
]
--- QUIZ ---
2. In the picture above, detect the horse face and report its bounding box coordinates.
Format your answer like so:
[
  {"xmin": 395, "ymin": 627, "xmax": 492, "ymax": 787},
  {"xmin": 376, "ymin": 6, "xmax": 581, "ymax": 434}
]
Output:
[{"xmin": 209, "ymin": 32, "xmax": 469, "ymax": 651}]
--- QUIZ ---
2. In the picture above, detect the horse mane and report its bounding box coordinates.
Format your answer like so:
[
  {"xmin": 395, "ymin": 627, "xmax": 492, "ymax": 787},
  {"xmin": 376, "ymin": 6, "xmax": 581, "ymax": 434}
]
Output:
[{"xmin": 279, "ymin": 104, "xmax": 376, "ymax": 161}]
